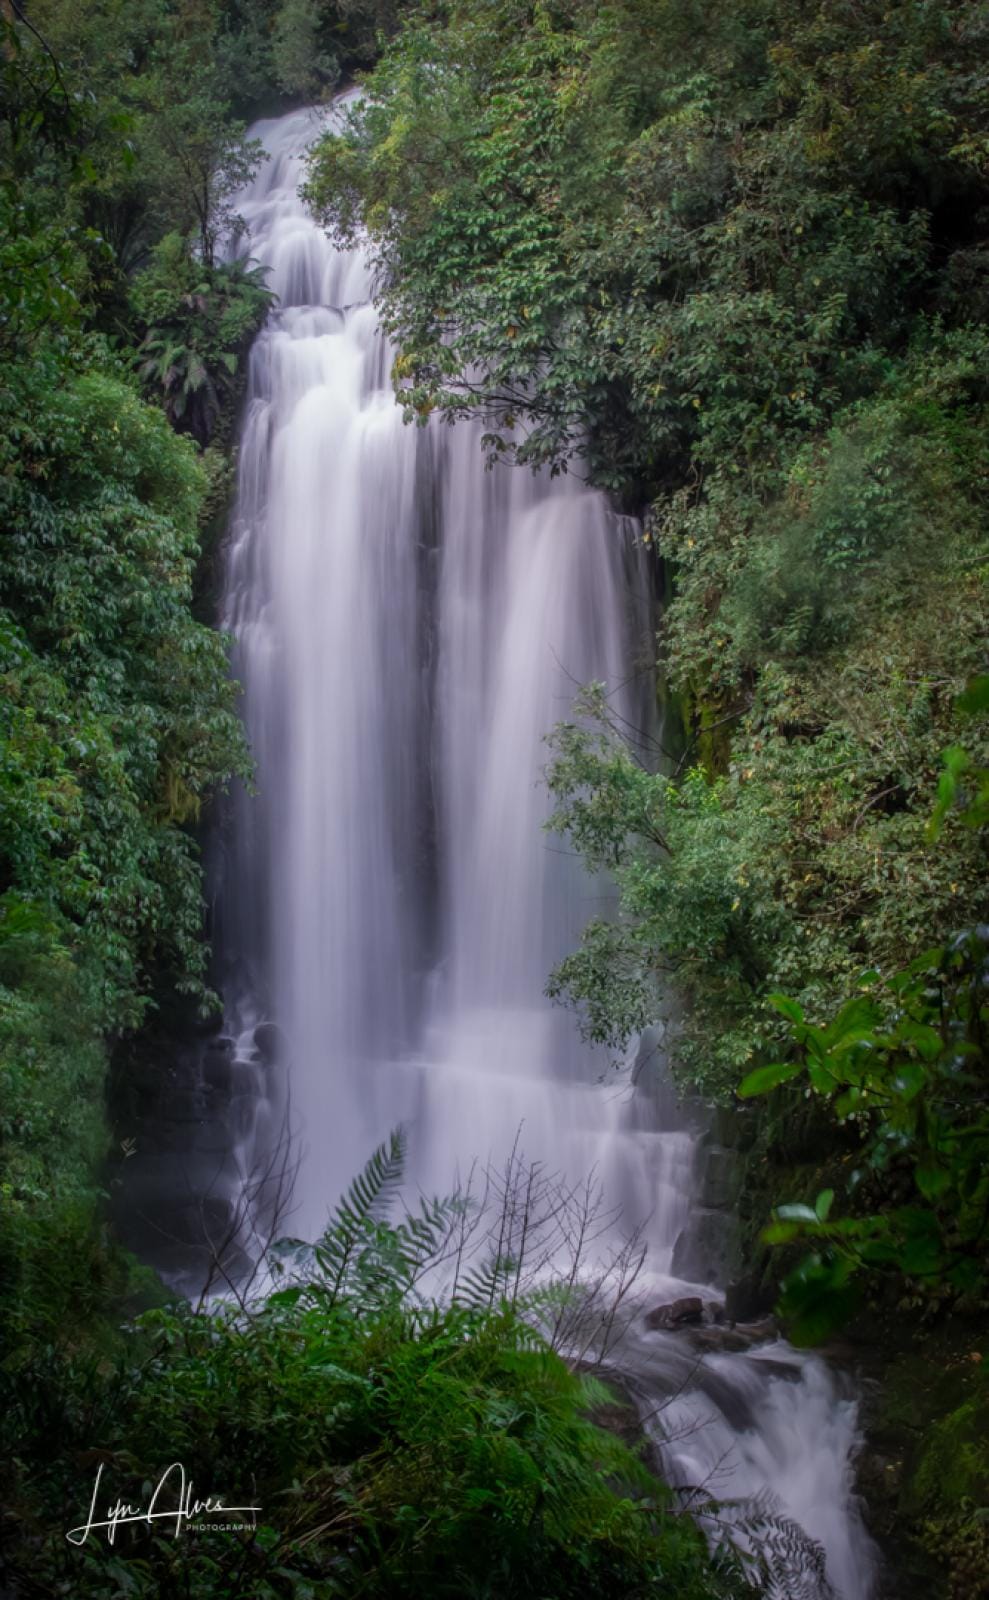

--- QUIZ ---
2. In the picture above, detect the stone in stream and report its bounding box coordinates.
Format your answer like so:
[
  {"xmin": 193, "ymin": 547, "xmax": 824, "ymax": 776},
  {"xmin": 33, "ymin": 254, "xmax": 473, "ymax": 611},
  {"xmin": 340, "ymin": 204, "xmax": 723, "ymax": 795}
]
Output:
[
  {"xmin": 253, "ymin": 1021, "xmax": 288, "ymax": 1066},
  {"xmin": 683, "ymin": 1314, "xmax": 781, "ymax": 1355},
  {"xmin": 644, "ymin": 1295, "xmax": 704, "ymax": 1330}
]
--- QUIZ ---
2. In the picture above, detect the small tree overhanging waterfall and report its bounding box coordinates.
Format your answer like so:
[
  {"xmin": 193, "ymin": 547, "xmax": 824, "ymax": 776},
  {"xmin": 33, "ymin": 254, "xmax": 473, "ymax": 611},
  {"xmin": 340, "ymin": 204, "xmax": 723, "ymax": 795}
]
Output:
[{"xmin": 200, "ymin": 104, "xmax": 879, "ymax": 1599}]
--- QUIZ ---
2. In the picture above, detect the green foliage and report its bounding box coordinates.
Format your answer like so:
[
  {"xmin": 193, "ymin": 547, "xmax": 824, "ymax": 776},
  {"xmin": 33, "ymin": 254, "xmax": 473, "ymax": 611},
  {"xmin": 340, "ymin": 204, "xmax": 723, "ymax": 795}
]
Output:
[
  {"xmin": 731, "ymin": 674, "xmax": 989, "ymax": 1340},
  {"xmin": 739, "ymin": 932, "xmax": 988, "ymax": 1341},
  {"xmin": 272, "ymin": 0, "xmax": 340, "ymax": 98},
  {"xmin": 0, "ymin": 351, "xmax": 250, "ymax": 1345},
  {"xmin": 0, "ymin": 6, "xmax": 260, "ymax": 1356},
  {"xmin": 0, "ymin": 363, "xmax": 248, "ymax": 1007},
  {"xmin": 914, "ymin": 1391, "xmax": 989, "ymax": 1515},
  {"xmin": 662, "ymin": 332, "xmax": 989, "ymax": 698},
  {"xmin": 0, "ymin": 1143, "xmax": 742, "ymax": 1600},
  {"xmin": 137, "ymin": 53, "xmax": 266, "ymax": 269},
  {"xmin": 545, "ymin": 692, "xmax": 789, "ymax": 1074},
  {"xmin": 29, "ymin": 2, "xmax": 264, "ymax": 279},
  {"xmin": 931, "ymin": 678, "xmax": 989, "ymax": 839},
  {"xmin": 133, "ymin": 234, "xmax": 274, "ymax": 441},
  {"xmin": 306, "ymin": 0, "xmax": 989, "ymax": 489},
  {"xmin": 544, "ymin": 330, "xmax": 989, "ymax": 1092}
]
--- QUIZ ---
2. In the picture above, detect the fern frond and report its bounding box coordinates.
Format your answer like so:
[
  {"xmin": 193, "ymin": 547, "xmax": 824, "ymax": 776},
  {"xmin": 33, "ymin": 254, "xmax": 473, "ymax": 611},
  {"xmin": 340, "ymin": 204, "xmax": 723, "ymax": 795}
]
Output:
[
  {"xmin": 454, "ymin": 1252, "xmax": 516, "ymax": 1311},
  {"xmin": 312, "ymin": 1129, "xmax": 407, "ymax": 1304},
  {"xmin": 715, "ymin": 1489, "xmax": 837, "ymax": 1600},
  {"xmin": 329, "ymin": 1129, "xmax": 406, "ymax": 1234}
]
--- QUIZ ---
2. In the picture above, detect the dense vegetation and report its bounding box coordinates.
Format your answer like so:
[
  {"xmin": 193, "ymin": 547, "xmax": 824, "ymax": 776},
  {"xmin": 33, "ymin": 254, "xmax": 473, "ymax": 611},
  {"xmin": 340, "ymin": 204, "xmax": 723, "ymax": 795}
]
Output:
[
  {"xmin": 307, "ymin": 0, "xmax": 989, "ymax": 1302},
  {"xmin": 2, "ymin": 1141, "xmax": 750, "ymax": 1598},
  {"xmin": 3, "ymin": 0, "xmax": 988, "ymax": 1594}
]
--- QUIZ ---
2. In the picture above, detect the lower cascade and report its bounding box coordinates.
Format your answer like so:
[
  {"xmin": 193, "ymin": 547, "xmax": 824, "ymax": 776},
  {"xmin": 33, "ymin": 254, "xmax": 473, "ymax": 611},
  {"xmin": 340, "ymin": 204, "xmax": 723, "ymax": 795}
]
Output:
[{"xmin": 208, "ymin": 105, "xmax": 878, "ymax": 1599}]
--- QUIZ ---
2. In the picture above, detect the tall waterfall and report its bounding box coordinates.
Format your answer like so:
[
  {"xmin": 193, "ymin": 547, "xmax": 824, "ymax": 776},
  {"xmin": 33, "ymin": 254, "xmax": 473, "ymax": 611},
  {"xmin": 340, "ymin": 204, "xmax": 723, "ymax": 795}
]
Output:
[{"xmin": 212, "ymin": 105, "xmax": 877, "ymax": 1600}]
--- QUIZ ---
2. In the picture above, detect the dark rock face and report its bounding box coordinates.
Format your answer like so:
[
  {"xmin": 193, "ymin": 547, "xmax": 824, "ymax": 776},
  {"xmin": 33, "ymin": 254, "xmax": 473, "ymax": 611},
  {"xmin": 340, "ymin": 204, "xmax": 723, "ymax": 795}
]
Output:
[
  {"xmin": 672, "ymin": 1203, "xmax": 744, "ymax": 1286},
  {"xmin": 253, "ymin": 1020, "xmax": 287, "ymax": 1066},
  {"xmin": 109, "ymin": 1018, "xmax": 277, "ymax": 1294},
  {"xmin": 670, "ymin": 1116, "xmax": 745, "ymax": 1287},
  {"xmin": 699, "ymin": 1145, "xmax": 741, "ymax": 1210},
  {"xmin": 724, "ymin": 1273, "xmax": 777, "ymax": 1325},
  {"xmin": 645, "ymin": 1295, "xmax": 704, "ymax": 1330}
]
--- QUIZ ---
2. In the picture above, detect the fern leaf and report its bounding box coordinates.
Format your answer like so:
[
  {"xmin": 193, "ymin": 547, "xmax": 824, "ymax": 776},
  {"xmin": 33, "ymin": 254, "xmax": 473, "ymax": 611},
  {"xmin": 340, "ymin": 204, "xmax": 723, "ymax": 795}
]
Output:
[{"xmin": 311, "ymin": 1130, "xmax": 407, "ymax": 1304}]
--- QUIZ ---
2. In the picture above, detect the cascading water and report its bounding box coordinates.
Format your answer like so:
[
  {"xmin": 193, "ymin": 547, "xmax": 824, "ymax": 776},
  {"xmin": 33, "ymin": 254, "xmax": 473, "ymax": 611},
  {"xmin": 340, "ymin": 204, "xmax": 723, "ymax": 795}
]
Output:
[{"xmin": 210, "ymin": 104, "xmax": 878, "ymax": 1599}]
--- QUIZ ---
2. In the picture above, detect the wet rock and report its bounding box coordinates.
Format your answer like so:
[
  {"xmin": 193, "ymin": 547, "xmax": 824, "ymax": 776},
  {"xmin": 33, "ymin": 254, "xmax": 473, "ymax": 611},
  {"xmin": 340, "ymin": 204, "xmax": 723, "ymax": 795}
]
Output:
[
  {"xmin": 645, "ymin": 1295, "xmax": 704, "ymax": 1331},
  {"xmin": 687, "ymin": 1314, "xmax": 780, "ymax": 1353},
  {"xmin": 736, "ymin": 1314, "xmax": 779, "ymax": 1343},
  {"xmin": 699, "ymin": 1146, "xmax": 741, "ymax": 1210},
  {"xmin": 203, "ymin": 1040, "xmax": 235, "ymax": 1095},
  {"xmin": 254, "ymin": 1021, "xmax": 287, "ymax": 1066},
  {"xmin": 166, "ymin": 1087, "xmax": 209, "ymax": 1123},
  {"xmin": 684, "ymin": 1323, "xmax": 761, "ymax": 1354},
  {"xmin": 703, "ymin": 1101, "xmax": 757, "ymax": 1152},
  {"xmin": 724, "ymin": 1273, "xmax": 776, "ymax": 1324},
  {"xmin": 671, "ymin": 1206, "xmax": 743, "ymax": 1286},
  {"xmin": 194, "ymin": 1009, "xmax": 225, "ymax": 1037}
]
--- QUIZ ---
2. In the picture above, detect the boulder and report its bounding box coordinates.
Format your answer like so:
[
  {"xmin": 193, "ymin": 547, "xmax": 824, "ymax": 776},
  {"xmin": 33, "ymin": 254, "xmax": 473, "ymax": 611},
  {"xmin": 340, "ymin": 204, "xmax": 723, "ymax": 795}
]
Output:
[
  {"xmin": 253, "ymin": 1020, "xmax": 288, "ymax": 1066},
  {"xmin": 644, "ymin": 1295, "xmax": 704, "ymax": 1331}
]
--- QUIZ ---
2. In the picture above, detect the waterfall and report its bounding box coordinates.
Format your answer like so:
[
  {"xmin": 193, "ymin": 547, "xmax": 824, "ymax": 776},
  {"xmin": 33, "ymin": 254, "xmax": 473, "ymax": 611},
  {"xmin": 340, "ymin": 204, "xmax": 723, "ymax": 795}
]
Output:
[{"xmin": 213, "ymin": 104, "xmax": 877, "ymax": 1600}]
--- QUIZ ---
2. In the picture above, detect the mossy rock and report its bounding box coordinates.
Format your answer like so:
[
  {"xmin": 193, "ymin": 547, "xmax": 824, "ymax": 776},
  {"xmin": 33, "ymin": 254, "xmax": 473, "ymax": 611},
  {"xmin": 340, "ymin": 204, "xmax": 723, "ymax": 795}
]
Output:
[
  {"xmin": 910, "ymin": 1396, "xmax": 989, "ymax": 1515},
  {"xmin": 920, "ymin": 1513, "xmax": 989, "ymax": 1600}
]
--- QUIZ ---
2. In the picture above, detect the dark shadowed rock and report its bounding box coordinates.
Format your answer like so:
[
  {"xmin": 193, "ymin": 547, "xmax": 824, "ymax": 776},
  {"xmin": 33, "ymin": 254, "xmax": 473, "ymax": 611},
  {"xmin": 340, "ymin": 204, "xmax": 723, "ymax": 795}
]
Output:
[
  {"xmin": 671, "ymin": 1206, "xmax": 743, "ymax": 1286},
  {"xmin": 254, "ymin": 1021, "xmax": 288, "ymax": 1065},
  {"xmin": 698, "ymin": 1145, "xmax": 741, "ymax": 1209},
  {"xmin": 725, "ymin": 1274, "xmax": 776, "ymax": 1324},
  {"xmin": 683, "ymin": 1314, "xmax": 780, "ymax": 1355},
  {"xmin": 645, "ymin": 1295, "xmax": 704, "ymax": 1331}
]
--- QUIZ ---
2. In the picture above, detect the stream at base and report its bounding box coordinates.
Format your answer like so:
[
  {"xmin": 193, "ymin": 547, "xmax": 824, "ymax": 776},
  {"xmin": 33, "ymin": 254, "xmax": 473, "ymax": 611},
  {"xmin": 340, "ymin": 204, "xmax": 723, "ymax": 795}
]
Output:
[{"xmin": 195, "ymin": 104, "xmax": 879, "ymax": 1599}]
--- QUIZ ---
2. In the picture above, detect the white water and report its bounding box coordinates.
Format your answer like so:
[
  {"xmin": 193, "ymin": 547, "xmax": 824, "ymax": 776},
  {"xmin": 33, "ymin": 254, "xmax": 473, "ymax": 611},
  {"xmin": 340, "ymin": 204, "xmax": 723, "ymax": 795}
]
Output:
[{"xmin": 214, "ymin": 104, "xmax": 877, "ymax": 1599}]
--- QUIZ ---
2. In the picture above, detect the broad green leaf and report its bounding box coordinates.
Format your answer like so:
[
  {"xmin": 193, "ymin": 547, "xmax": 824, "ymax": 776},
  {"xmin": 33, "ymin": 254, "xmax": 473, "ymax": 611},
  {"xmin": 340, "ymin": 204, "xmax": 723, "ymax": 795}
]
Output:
[
  {"xmin": 914, "ymin": 1156, "xmax": 951, "ymax": 1201},
  {"xmin": 808, "ymin": 1059, "xmax": 836, "ymax": 1094},
  {"xmin": 768, "ymin": 993, "xmax": 804, "ymax": 1025},
  {"xmin": 835, "ymin": 1088, "xmax": 863, "ymax": 1117},
  {"xmin": 894, "ymin": 1020, "xmax": 944, "ymax": 1061},
  {"xmin": 823, "ymin": 996, "xmax": 881, "ymax": 1047},
  {"xmin": 738, "ymin": 1060, "xmax": 802, "ymax": 1097},
  {"xmin": 891, "ymin": 1061, "xmax": 926, "ymax": 1102},
  {"xmin": 763, "ymin": 1220, "xmax": 803, "ymax": 1244},
  {"xmin": 778, "ymin": 1254, "xmax": 860, "ymax": 1346},
  {"xmin": 899, "ymin": 1233, "xmax": 943, "ymax": 1278}
]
